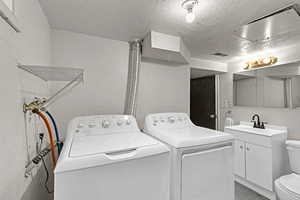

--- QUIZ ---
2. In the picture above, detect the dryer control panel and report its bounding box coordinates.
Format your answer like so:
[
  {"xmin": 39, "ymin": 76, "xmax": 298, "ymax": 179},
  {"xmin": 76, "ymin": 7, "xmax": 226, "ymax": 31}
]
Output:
[
  {"xmin": 145, "ymin": 113, "xmax": 191, "ymax": 130},
  {"xmin": 69, "ymin": 115, "xmax": 140, "ymax": 136}
]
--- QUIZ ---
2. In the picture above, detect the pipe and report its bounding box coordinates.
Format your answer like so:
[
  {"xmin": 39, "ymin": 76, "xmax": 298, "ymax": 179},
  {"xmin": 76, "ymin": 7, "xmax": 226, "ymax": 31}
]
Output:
[
  {"xmin": 33, "ymin": 109, "xmax": 56, "ymax": 168},
  {"xmin": 124, "ymin": 39, "xmax": 142, "ymax": 116},
  {"xmin": 45, "ymin": 111, "xmax": 62, "ymax": 155}
]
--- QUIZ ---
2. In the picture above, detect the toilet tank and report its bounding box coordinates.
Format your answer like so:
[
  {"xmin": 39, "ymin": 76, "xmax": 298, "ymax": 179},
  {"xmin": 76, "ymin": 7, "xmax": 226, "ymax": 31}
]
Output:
[{"xmin": 286, "ymin": 140, "xmax": 300, "ymax": 174}]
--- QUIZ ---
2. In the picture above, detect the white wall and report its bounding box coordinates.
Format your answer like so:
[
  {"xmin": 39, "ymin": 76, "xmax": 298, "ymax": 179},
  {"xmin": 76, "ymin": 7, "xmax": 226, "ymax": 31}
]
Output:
[
  {"xmin": 0, "ymin": 0, "xmax": 52, "ymax": 199},
  {"xmin": 220, "ymin": 44, "xmax": 300, "ymax": 140},
  {"xmin": 190, "ymin": 58, "xmax": 227, "ymax": 72},
  {"xmin": 50, "ymin": 29, "xmax": 190, "ymax": 135},
  {"xmin": 50, "ymin": 30, "xmax": 129, "ymax": 135},
  {"xmin": 136, "ymin": 60, "xmax": 190, "ymax": 126}
]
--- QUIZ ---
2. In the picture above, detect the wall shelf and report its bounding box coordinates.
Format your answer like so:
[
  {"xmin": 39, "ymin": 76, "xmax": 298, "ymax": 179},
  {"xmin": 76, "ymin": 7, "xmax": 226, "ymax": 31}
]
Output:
[{"xmin": 18, "ymin": 64, "xmax": 84, "ymax": 109}]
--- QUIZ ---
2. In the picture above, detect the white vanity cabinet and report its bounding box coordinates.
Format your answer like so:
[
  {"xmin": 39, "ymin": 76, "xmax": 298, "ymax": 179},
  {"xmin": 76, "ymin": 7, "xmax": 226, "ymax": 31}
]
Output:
[{"xmin": 225, "ymin": 122, "xmax": 288, "ymax": 200}]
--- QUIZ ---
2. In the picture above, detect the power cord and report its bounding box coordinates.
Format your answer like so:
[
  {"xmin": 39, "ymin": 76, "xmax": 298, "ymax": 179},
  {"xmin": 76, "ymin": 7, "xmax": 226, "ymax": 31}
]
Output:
[
  {"xmin": 41, "ymin": 156, "xmax": 53, "ymax": 193},
  {"xmin": 38, "ymin": 133, "xmax": 53, "ymax": 194}
]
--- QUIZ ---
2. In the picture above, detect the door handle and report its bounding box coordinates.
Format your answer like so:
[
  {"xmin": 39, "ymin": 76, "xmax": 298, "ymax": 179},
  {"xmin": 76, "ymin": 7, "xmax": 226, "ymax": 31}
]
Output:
[
  {"xmin": 209, "ymin": 114, "xmax": 216, "ymax": 119},
  {"xmin": 105, "ymin": 148, "xmax": 137, "ymax": 160}
]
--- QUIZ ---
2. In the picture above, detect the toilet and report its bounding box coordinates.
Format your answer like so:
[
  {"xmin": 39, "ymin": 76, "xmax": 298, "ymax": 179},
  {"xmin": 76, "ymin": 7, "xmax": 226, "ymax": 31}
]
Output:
[{"xmin": 275, "ymin": 140, "xmax": 300, "ymax": 200}]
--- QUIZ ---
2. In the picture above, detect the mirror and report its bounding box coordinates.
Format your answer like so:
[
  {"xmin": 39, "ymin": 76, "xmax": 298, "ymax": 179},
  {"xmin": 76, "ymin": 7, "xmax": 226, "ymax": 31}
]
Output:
[{"xmin": 233, "ymin": 61, "xmax": 300, "ymax": 108}]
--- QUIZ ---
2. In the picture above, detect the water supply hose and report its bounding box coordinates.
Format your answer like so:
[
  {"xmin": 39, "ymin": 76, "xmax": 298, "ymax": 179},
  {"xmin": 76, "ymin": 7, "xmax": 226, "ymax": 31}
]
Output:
[
  {"xmin": 45, "ymin": 111, "xmax": 62, "ymax": 155},
  {"xmin": 33, "ymin": 109, "xmax": 56, "ymax": 168}
]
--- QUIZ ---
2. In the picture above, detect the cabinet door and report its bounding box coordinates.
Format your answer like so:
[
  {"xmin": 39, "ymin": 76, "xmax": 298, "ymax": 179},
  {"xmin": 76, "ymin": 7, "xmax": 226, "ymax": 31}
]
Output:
[
  {"xmin": 234, "ymin": 140, "xmax": 246, "ymax": 178},
  {"xmin": 245, "ymin": 143, "xmax": 273, "ymax": 191}
]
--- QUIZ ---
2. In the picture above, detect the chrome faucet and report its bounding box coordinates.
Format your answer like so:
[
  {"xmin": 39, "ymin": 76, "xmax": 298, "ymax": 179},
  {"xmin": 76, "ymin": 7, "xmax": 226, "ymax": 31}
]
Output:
[{"xmin": 251, "ymin": 114, "xmax": 266, "ymax": 129}]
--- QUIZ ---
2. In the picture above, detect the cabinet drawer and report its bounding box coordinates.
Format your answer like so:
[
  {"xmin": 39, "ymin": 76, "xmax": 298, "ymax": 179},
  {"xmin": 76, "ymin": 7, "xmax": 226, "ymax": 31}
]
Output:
[{"xmin": 226, "ymin": 129, "xmax": 272, "ymax": 148}]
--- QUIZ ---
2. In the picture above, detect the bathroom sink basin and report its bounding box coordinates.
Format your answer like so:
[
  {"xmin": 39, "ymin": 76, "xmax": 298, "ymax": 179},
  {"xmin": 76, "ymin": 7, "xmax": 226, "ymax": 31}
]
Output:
[{"xmin": 225, "ymin": 123, "xmax": 286, "ymax": 137}]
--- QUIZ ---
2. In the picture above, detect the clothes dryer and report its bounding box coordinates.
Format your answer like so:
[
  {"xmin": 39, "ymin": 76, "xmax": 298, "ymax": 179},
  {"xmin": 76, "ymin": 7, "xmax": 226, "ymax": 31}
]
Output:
[{"xmin": 144, "ymin": 113, "xmax": 234, "ymax": 200}]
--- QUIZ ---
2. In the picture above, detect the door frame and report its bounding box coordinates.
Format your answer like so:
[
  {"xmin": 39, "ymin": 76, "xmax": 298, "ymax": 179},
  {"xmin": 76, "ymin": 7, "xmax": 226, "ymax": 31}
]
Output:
[{"xmin": 215, "ymin": 74, "xmax": 221, "ymax": 130}]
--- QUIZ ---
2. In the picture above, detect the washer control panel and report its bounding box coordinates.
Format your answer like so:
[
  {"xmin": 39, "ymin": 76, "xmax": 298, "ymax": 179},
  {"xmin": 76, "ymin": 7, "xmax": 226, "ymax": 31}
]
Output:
[
  {"xmin": 146, "ymin": 113, "xmax": 191, "ymax": 129},
  {"xmin": 71, "ymin": 115, "xmax": 139, "ymax": 135}
]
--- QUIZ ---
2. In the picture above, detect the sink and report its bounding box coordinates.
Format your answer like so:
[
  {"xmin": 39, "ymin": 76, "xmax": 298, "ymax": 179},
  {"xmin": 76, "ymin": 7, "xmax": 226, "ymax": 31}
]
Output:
[{"xmin": 225, "ymin": 122, "xmax": 287, "ymax": 137}]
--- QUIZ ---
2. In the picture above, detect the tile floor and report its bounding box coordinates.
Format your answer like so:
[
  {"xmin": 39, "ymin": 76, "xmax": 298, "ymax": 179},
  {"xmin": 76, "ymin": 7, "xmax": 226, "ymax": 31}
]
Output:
[{"xmin": 235, "ymin": 183, "xmax": 269, "ymax": 200}]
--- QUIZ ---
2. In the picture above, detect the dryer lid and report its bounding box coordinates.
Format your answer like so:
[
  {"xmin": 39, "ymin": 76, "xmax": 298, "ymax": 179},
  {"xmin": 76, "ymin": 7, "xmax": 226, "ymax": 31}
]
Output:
[
  {"xmin": 278, "ymin": 174, "xmax": 300, "ymax": 196},
  {"xmin": 146, "ymin": 126, "xmax": 233, "ymax": 148},
  {"xmin": 70, "ymin": 132, "xmax": 158, "ymax": 157}
]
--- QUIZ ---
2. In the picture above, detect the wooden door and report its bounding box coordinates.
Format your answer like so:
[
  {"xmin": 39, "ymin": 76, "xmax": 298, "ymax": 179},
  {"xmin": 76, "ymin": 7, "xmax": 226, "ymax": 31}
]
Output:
[{"xmin": 190, "ymin": 76, "xmax": 216, "ymax": 129}]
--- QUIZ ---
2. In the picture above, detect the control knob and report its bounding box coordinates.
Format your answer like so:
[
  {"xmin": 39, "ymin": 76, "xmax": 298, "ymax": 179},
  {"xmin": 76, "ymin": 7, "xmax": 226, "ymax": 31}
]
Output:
[
  {"xmin": 116, "ymin": 119, "xmax": 123, "ymax": 126},
  {"xmin": 126, "ymin": 119, "xmax": 131, "ymax": 125},
  {"xmin": 168, "ymin": 116, "xmax": 176, "ymax": 123},
  {"xmin": 77, "ymin": 123, "xmax": 84, "ymax": 128},
  {"xmin": 102, "ymin": 120, "xmax": 111, "ymax": 128}
]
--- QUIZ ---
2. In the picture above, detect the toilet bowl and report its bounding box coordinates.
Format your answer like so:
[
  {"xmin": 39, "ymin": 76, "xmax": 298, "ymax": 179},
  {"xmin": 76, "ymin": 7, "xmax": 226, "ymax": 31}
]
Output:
[
  {"xmin": 275, "ymin": 140, "xmax": 300, "ymax": 200},
  {"xmin": 275, "ymin": 174, "xmax": 300, "ymax": 200}
]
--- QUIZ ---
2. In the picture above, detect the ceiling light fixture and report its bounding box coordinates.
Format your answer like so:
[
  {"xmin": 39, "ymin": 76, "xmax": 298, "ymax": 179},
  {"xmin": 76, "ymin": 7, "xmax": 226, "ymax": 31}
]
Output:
[{"xmin": 181, "ymin": 0, "xmax": 198, "ymax": 23}]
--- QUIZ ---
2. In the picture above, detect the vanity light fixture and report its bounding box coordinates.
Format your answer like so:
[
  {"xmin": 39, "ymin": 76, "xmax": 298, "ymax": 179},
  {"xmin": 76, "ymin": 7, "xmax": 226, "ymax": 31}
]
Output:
[
  {"xmin": 244, "ymin": 56, "xmax": 278, "ymax": 70},
  {"xmin": 181, "ymin": 0, "xmax": 198, "ymax": 23}
]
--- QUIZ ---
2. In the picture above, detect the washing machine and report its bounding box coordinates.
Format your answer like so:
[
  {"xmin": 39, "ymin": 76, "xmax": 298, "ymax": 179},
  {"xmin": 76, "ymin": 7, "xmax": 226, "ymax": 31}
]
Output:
[
  {"xmin": 54, "ymin": 115, "xmax": 170, "ymax": 200},
  {"xmin": 144, "ymin": 113, "xmax": 234, "ymax": 200}
]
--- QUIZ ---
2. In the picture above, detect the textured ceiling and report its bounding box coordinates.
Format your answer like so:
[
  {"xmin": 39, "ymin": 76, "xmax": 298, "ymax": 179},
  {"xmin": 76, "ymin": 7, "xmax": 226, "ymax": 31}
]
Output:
[{"xmin": 40, "ymin": 0, "xmax": 300, "ymax": 61}]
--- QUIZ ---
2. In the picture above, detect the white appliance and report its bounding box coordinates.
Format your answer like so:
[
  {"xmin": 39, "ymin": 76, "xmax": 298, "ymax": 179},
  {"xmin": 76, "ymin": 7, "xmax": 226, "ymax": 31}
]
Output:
[
  {"xmin": 275, "ymin": 140, "xmax": 300, "ymax": 200},
  {"xmin": 143, "ymin": 113, "xmax": 234, "ymax": 200},
  {"xmin": 54, "ymin": 115, "xmax": 170, "ymax": 200}
]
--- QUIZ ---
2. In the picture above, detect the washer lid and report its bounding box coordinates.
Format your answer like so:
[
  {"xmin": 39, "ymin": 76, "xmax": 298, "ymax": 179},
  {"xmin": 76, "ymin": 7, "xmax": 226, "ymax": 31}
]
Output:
[
  {"xmin": 70, "ymin": 132, "xmax": 159, "ymax": 157},
  {"xmin": 278, "ymin": 174, "xmax": 300, "ymax": 196},
  {"xmin": 147, "ymin": 126, "xmax": 233, "ymax": 148}
]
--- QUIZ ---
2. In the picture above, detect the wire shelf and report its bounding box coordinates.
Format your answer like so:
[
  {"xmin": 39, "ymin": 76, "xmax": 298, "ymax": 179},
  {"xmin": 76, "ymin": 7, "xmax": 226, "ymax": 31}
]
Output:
[
  {"xmin": 18, "ymin": 64, "xmax": 84, "ymax": 109},
  {"xmin": 18, "ymin": 65, "xmax": 84, "ymax": 82}
]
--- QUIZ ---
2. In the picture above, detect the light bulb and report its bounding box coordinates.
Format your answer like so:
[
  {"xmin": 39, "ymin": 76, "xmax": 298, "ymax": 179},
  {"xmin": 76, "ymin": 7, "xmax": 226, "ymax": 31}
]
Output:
[
  {"xmin": 185, "ymin": 10, "xmax": 195, "ymax": 23},
  {"xmin": 263, "ymin": 57, "xmax": 271, "ymax": 65}
]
